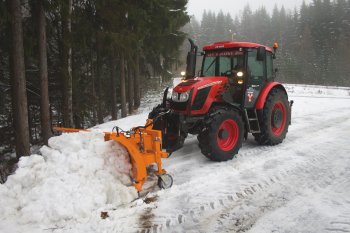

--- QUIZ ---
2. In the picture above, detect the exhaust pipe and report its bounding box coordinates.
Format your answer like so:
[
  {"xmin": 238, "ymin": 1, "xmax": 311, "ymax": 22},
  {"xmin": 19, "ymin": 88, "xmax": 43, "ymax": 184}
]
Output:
[{"xmin": 185, "ymin": 38, "xmax": 198, "ymax": 79}]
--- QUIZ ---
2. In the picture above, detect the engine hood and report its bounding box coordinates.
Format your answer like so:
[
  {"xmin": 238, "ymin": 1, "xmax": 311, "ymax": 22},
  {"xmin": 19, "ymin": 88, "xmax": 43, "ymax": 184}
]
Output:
[
  {"xmin": 173, "ymin": 77, "xmax": 228, "ymax": 93},
  {"xmin": 170, "ymin": 76, "xmax": 229, "ymax": 115}
]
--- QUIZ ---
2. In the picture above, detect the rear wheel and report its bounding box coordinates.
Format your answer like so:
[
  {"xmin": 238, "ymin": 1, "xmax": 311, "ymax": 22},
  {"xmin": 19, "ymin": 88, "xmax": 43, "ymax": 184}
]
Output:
[
  {"xmin": 198, "ymin": 109, "xmax": 244, "ymax": 161},
  {"xmin": 254, "ymin": 88, "xmax": 290, "ymax": 145}
]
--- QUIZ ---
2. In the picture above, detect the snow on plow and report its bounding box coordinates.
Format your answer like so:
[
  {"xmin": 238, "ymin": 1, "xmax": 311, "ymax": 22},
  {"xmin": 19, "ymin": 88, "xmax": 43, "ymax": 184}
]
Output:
[{"xmin": 53, "ymin": 118, "xmax": 173, "ymax": 193}]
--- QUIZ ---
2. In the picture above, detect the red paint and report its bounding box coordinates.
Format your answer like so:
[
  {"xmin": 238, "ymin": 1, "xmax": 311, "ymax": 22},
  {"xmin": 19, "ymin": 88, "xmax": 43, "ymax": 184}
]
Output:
[
  {"xmin": 216, "ymin": 119, "xmax": 239, "ymax": 151},
  {"xmin": 173, "ymin": 77, "xmax": 228, "ymax": 115},
  {"xmin": 255, "ymin": 82, "xmax": 284, "ymax": 109},
  {"xmin": 203, "ymin": 41, "xmax": 273, "ymax": 52}
]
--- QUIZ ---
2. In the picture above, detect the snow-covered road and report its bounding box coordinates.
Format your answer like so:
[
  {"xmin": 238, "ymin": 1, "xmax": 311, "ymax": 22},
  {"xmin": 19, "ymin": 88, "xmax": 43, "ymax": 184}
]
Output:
[
  {"xmin": 1, "ymin": 85, "xmax": 350, "ymax": 233},
  {"xmin": 112, "ymin": 95, "xmax": 350, "ymax": 233}
]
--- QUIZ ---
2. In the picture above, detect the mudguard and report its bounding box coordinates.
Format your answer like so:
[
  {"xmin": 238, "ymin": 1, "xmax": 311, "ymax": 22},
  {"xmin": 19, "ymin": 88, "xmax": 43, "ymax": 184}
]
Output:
[{"xmin": 255, "ymin": 82, "xmax": 287, "ymax": 109}]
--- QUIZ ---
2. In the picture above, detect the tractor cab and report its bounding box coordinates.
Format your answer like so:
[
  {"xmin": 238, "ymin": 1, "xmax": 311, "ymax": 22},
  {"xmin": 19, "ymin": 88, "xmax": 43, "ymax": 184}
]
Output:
[{"xmin": 194, "ymin": 41, "xmax": 277, "ymax": 108}]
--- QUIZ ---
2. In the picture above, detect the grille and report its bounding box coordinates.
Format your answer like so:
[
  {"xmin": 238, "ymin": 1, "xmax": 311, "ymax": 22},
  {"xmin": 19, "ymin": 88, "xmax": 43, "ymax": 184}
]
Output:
[
  {"xmin": 170, "ymin": 101, "xmax": 187, "ymax": 111},
  {"xmin": 192, "ymin": 86, "xmax": 211, "ymax": 110}
]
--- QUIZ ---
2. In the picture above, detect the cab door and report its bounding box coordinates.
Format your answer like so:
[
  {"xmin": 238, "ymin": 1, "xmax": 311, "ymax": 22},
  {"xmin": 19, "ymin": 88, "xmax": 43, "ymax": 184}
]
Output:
[{"xmin": 244, "ymin": 48, "xmax": 266, "ymax": 108}]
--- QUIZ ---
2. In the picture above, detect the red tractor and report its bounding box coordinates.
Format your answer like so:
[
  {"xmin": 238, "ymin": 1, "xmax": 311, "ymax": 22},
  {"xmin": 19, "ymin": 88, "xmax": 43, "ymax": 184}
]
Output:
[{"xmin": 149, "ymin": 39, "xmax": 293, "ymax": 161}]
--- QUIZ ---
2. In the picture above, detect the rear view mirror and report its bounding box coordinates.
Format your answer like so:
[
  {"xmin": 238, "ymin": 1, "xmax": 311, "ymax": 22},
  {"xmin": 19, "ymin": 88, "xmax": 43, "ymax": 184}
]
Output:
[
  {"xmin": 186, "ymin": 51, "xmax": 196, "ymax": 78},
  {"xmin": 257, "ymin": 46, "xmax": 266, "ymax": 61}
]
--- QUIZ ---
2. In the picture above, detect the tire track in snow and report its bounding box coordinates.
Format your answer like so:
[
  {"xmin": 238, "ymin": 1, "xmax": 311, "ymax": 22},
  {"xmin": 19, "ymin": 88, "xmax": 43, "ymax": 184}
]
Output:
[
  {"xmin": 324, "ymin": 168, "xmax": 350, "ymax": 233},
  {"xmin": 134, "ymin": 156, "xmax": 329, "ymax": 232},
  {"xmin": 132, "ymin": 110, "xmax": 350, "ymax": 233},
  {"xmin": 136, "ymin": 155, "xmax": 327, "ymax": 233},
  {"xmin": 189, "ymin": 140, "xmax": 350, "ymax": 232}
]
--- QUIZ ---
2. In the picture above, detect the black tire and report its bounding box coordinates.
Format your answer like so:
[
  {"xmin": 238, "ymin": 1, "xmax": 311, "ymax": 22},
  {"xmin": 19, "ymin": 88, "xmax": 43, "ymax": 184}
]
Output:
[
  {"xmin": 254, "ymin": 88, "xmax": 290, "ymax": 145},
  {"xmin": 148, "ymin": 105, "xmax": 186, "ymax": 153},
  {"xmin": 198, "ymin": 108, "xmax": 244, "ymax": 161},
  {"xmin": 157, "ymin": 174, "xmax": 173, "ymax": 189},
  {"xmin": 148, "ymin": 104, "xmax": 163, "ymax": 124}
]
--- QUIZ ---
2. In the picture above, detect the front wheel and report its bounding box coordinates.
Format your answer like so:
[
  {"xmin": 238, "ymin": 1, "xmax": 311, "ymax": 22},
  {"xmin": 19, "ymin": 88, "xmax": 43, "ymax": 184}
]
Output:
[
  {"xmin": 148, "ymin": 105, "xmax": 187, "ymax": 153},
  {"xmin": 254, "ymin": 88, "xmax": 290, "ymax": 145},
  {"xmin": 198, "ymin": 109, "xmax": 244, "ymax": 161}
]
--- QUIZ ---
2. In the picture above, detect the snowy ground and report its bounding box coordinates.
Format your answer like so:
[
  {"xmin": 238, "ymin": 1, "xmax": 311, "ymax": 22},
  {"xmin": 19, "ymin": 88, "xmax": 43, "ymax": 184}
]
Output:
[{"xmin": 1, "ymin": 84, "xmax": 350, "ymax": 233}]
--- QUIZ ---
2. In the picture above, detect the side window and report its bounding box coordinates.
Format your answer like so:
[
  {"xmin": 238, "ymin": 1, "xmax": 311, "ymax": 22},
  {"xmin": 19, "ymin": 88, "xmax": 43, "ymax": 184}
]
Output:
[
  {"xmin": 247, "ymin": 49, "xmax": 264, "ymax": 85},
  {"xmin": 266, "ymin": 52, "xmax": 273, "ymax": 81},
  {"xmin": 247, "ymin": 49, "xmax": 264, "ymax": 77}
]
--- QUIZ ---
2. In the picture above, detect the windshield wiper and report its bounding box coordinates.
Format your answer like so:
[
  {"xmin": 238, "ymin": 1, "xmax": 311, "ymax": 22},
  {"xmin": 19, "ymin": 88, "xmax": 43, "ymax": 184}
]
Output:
[{"xmin": 204, "ymin": 57, "xmax": 217, "ymax": 74}]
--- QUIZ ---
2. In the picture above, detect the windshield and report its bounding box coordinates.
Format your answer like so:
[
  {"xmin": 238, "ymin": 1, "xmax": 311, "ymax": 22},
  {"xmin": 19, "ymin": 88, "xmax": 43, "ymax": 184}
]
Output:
[{"xmin": 201, "ymin": 50, "xmax": 245, "ymax": 77}]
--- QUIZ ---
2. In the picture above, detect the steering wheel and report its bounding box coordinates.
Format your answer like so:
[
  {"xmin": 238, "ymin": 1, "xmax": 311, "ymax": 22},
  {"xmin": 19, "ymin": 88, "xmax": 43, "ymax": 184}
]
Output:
[{"xmin": 221, "ymin": 70, "xmax": 233, "ymax": 76}]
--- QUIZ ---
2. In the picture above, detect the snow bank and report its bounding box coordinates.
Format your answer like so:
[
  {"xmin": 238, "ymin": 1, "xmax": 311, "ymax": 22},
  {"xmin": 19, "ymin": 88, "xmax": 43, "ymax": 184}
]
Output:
[
  {"xmin": 0, "ymin": 132, "xmax": 137, "ymax": 224},
  {"xmin": 285, "ymin": 84, "xmax": 350, "ymax": 97}
]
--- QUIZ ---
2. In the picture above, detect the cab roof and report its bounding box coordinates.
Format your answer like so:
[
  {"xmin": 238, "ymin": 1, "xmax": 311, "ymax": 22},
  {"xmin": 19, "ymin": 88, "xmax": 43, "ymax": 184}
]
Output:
[{"xmin": 203, "ymin": 41, "xmax": 273, "ymax": 52}]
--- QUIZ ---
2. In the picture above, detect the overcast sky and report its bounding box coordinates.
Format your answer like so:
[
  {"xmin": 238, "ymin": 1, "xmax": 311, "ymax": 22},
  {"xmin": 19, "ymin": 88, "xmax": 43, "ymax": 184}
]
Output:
[{"xmin": 187, "ymin": 0, "xmax": 313, "ymax": 20}]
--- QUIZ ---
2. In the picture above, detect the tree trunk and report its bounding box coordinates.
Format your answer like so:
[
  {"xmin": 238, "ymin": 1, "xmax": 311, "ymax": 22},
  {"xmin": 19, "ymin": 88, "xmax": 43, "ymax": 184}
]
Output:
[
  {"xmin": 9, "ymin": 0, "xmax": 30, "ymax": 158},
  {"xmin": 91, "ymin": 50, "xmax": 97, "ymax": 125},
  {"xmin": 38, "ymin": 0, "xmax": 52, "ymax": 145},
  {"xmin": 110, "ymin": 51, "xmax": 117, "ymax": 120},
  {"xmin": 96, "ymin": 35, "xmax": 103, "ymax": 123},
  {"xmin": 72, "ymin": 62, "xmax": 81, "ymax": 128},
  {"xmin": 120, "ymin": 54, "xmax": 127, "ymax": 117},
  {"xmin": 61, "ymin": 0, "xmax": 73, "ymax": 127},
  {"xmin": 134, "ymin": 54, "xmax": 141, "ymax": 108},
  {"xmin": 127, "ymin": 61, "xmax": 134, "ymax": 114},
  {"xmin": 0, "ymin": 48, "xmax": 4, "ymax": 115}
]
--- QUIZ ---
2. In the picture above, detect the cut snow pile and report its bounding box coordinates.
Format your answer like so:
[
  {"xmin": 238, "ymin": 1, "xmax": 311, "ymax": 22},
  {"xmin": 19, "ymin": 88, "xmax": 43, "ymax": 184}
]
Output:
[
  {"xmin": 92, "ymin": 113, "xmax": 149, "ymax": 132},
  {"xmin": 0, "ymin": 132, "xmax": 137, "ymax": 224}
]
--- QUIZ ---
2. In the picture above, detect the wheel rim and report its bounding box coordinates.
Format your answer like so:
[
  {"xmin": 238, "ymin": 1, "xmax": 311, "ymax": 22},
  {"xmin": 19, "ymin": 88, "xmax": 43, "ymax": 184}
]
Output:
[
  {"xmin": 216, "ymin": 119, "xmax": 239, "ymax": 152},
  {"xmin": 271, "ymin": 101, "xmax": 287, "ymax": 136}
]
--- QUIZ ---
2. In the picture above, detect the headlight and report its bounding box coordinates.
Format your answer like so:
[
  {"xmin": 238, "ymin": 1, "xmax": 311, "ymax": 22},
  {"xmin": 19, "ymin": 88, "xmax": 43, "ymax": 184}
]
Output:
[
  {"xmin": 171, "ymin": 90, "xmax": 190, "ymax": 102},
  {"xmin": 180, "ymin": 91, "xmax": 189, "ymax": 102},
  {"xmin": 237, "ymin": 71, "xmax": 244, "ymax": 77},
  {"xmin": 172, "ymin": 91, "xmax": 178, "ymax": 101}
]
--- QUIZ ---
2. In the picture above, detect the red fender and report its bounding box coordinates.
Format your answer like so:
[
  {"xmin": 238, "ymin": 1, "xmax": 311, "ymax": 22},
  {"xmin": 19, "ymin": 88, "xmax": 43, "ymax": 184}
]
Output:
[{"xmin": 255, "ymin": 82, "xmax": 287, "ymax": 109}]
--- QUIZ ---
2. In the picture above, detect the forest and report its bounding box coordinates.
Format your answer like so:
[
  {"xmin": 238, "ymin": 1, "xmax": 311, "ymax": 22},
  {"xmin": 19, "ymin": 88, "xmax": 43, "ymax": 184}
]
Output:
[
  {"xmin": 0, "ymin": 0, "xmax": 189, "ymax": 159},
  {"xmin": 1, "ymin": 0, "xmax": 350, "ymax": 162},
  {"xmin": 183, "ymin": 0, "xmax": 350, "ymax": 86}
]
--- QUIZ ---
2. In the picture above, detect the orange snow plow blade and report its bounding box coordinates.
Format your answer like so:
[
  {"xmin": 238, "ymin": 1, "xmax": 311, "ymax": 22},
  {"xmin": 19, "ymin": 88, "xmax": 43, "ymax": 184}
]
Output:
[{"xmin": 53, "ymin": 119, "xmax": 170, "ymax": 192}]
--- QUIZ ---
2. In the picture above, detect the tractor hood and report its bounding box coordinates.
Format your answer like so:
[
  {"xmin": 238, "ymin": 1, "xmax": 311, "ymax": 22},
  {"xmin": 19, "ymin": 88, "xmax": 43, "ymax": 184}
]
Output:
[
  {"xmin": 173, "ymin": 77, "xmax": 228, "ymax": 93},
  {"xmin": 170, "ymin": 77, "xmax": 229, "ymax": 115}
]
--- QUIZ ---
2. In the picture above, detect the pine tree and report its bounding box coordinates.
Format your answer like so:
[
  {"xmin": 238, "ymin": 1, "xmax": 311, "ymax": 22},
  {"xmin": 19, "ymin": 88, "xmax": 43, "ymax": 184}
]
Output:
[
  {"xmin": 120, "ymin": 53, "xmax": 127, "ymax": 118},
  {"xmin": 9, "ymin": 0, "xmax": 30, "ymax": 157},
  {"xmin": 61, "ymin": 0, "xmax": 73, "ymax": 127},
  {"xmin": 110, "ymin": 49, "xmax": 117, "ymax": 120},
  {"xmin": 213, "ymin": 10, "xmax": 226, "ymax": 41},
  {"xmin": 37, "ymin": 0, "xmax": 52, "ymax": 145}
]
